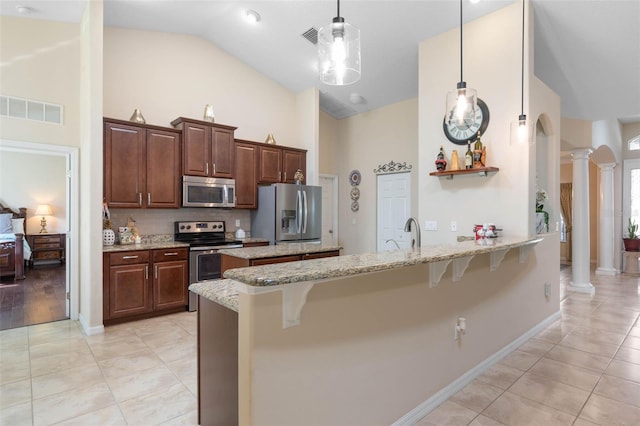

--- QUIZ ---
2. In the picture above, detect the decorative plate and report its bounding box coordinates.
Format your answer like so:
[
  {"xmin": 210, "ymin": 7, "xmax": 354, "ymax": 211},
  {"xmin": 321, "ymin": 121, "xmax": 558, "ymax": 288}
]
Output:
[
  {"xmin": 350, "ymin": 187, "xmax": 360, "ymax": 200},
  {"xmin": 349, "ymin": 169, "xmax": 361, "ymax": 186},
  {"xmin": 351, "ymin": 201, "xmax": 359, "ymax": 212}
]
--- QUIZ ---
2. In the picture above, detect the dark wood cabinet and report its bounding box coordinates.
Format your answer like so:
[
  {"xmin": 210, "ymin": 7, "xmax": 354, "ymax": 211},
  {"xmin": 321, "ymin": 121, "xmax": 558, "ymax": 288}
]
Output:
[
  {"xmin": 257, "ymin": 145, "xmax": 307, "ymax": 184},
  {"xmin": 234, "ymin": 140, "xmax": 259, "ymax": 209},
  {"xmin": 104, "ymin": 118, "xmax": 180, "ymax": 209},
  {"xmin": 103, "ymin": 248, "xmax": 188, "ymax": 325},
  {"xmin": 242, "ymin": 241, "xmax": 269, "ymax": 248},
  {"xmin": 171, "ymin": 117, "xmax": 236, "ymax": 178},
  {"xmin": 27, "ymin": 233, "xmax": 66, "ymax": 267}
]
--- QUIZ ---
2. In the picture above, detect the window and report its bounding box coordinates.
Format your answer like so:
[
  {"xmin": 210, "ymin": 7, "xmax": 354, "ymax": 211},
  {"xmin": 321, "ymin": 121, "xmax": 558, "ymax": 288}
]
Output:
[
  {"xmin": 0, "ymin": 95, "xmax": 63, "ymax": 125},
  {"xmin": 630, "ymin": 136, "xmax": 640, "ymax": 151}
]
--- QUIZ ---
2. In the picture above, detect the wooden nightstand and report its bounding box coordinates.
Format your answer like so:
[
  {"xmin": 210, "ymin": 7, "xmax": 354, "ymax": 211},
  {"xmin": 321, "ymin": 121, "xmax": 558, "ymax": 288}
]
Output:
[{"xmin": 27, "ymin": 233, "xmax": 66, "ymax": 268}]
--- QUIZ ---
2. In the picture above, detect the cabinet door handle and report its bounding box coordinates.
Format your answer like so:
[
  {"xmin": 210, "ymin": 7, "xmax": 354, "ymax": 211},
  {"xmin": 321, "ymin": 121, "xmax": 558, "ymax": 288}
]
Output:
[
  {"xmin": 205, "ymin": 163, "xmax": 209, "ymax": 175},
  {"xmin": 147, "ymin": 193, "xmax": 151, "ymax": 205},
  {"xmin": 284, "ymin": 171, "xmax": 287, "ymax": 181},
  {"xmin": 138, "ymin": 193, "xmax": 142, "ymax": 206},
  {"xmin": 122, "ymin": 255, "xmax": 139, "ymax": 260},
  {"xmin": 278, "ymin": 171, "xmax": 281, "ymax": 181},
  {"xmin": 145, "ymin": 265, "xmax": 149, "ymax": 280},
  {"xmin": 213, "ymin": 163, "xmax": 216, "ymax": 175},
  {"xmin": 164, "ymin": 252, "xmax": 179, "ymax": 256},
  {"xmin": 154, "ymin": 265, "xmax": 158, "ymax": 279}
]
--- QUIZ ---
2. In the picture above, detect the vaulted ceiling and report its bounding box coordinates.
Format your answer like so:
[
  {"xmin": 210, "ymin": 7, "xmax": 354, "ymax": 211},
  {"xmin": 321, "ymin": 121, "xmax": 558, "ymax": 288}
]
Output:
[{"xmin": 2, "ymin": 0, "xmax": 638, "ymax": 122}]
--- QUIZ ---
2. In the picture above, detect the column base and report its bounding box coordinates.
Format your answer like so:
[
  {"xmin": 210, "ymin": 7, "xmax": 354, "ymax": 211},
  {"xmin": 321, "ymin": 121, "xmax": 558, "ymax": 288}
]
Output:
[
  {"xmin": 568, "ymin": 282, "xmax": 595, "ymax": 295},
  {"xmin": 595, "ymin": 267, "xmax": 617, "ymax": 276}
]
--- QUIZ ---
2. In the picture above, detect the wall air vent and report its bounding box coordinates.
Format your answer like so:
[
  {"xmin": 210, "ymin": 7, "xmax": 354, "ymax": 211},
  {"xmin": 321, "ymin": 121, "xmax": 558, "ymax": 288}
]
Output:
[
  {"xmin": 0, "ymin": 95, "xmax": 63, "ymax": 125},
  {"xmin": 302, "ymin": 27, "xmax": 318, "ymax": 45}
]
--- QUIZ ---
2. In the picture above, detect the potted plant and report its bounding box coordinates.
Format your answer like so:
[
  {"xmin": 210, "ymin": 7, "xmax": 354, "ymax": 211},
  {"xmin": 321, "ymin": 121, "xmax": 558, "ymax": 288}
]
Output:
[{"xmin": 623, "ymin": 218, "xmax": 640, "ymax": 251}]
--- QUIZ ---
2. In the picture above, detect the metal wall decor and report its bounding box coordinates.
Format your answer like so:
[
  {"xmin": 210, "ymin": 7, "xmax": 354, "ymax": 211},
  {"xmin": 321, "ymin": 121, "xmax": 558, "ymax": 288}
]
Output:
[
  {"xmin": 349, "ymin": 169, "xmax": 361, "ymax": 212},
  {"xmin": 373, "ymin": 160, "xmax": 413, "ymax": 175}
]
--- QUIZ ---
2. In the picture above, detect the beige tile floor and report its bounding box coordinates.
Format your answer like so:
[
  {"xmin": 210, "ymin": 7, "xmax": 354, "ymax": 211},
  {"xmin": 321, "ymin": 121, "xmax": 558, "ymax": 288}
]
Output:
[{"xmin": 0, "ymin": 266, "xmax": 638, "ymax": 425}]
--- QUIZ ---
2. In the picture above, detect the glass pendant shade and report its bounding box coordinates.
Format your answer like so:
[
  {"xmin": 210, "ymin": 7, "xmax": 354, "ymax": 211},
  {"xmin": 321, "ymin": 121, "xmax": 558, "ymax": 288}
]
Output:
[
  {"xmin": 318, "ymin": 17, "xmax": 361, "ymax": 85},
  {"xmin": 510, "ymin": 114, "xmax": 532, "ymax": 145},
  {"xmin": 446, "ymin": 82, "xmax": 477, "ymax": 125}
]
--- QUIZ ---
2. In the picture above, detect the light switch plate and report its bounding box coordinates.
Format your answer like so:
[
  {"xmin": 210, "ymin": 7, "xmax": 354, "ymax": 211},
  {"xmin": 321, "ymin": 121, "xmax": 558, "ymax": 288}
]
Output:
[
  {"xmin": 451, "ymin": 221, "xmax": 457, "ymax": 232},
  {"xmin": 235, "ymin": 219, "xmax": 241, "ymax": 227}
]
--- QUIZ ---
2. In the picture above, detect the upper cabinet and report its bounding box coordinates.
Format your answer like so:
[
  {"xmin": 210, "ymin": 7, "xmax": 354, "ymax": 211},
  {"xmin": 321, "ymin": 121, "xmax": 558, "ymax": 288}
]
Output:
[
  {"xmin": 104, "ymin": 118, "xmax": 181, "ymax": 208},
  {"xmin": 171, "ymin": 117, "xmax": 236, "ymax": 178},
  {"xmin": 234, "ymin": 140, "xmax": 259, "ymax": 209},
  {"xmin": 258, "ymin": 145, "xmax": 306, "ymax": 184}
]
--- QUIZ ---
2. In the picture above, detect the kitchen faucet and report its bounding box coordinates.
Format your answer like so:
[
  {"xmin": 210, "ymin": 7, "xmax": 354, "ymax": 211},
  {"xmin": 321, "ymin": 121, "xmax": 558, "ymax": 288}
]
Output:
[
  {"xmin": 404, "ymin": 217, "xmax": 421, "ymax": 249},
  {"xmin": 385, "ymin": 239, "xmax": 401, "ymax": 250}
]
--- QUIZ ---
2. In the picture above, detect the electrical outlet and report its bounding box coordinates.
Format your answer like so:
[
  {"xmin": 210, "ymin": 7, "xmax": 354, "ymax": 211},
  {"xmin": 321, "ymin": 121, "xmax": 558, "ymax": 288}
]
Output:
[
  {"xmin": 544, "ymin": 282, "xmax": 551, "ymax": 297},
  {"xmin": 235, "ymin": 219, "xmax": 241, "ymax": 227},
  {"xmin": 425, "ymin": 220, "xmax": 438, "ymax": 231},
  {"xmin": 451, "ymin": 221, "xmax": 457, "ymax": 232},
  {"xmin": 352, "ymin": 218, "xmax": 357, "ymax": 225},
  {"xmin": 454, "ymin": 317, "xmax": 466, "ymax": 340}
]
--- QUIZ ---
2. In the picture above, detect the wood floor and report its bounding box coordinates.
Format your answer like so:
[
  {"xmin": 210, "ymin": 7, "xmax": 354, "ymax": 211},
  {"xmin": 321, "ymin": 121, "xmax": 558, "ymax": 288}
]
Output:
[{"xmin": 0, "ymin": 264, "xmax": 67, "ymax": 330}]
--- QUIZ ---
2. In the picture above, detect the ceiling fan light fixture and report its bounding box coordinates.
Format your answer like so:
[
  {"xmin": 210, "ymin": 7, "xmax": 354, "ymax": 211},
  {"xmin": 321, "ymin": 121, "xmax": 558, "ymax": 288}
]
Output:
[
  {"xmin": 446, "ymin": 0, "xmax": 477, "ymax": 126},
  {"xmin": 318, "ymin": 0, "xmax": 361, "ymax": 86}
]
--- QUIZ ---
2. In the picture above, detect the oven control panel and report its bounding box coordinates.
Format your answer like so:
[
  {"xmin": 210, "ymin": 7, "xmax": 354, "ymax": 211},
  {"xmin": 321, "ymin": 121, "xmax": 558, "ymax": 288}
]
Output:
[{"xmin": 175, "ymin": 221, "xmax": 225, "ymax": 234}]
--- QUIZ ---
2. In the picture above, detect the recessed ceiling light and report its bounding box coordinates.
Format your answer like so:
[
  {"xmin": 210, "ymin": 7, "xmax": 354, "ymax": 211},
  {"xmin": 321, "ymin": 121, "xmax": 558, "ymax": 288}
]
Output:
[
  {"xmin": 349, "ymin": 93, "xmax": 364, "ymax": 105},
  {"xmin": 245, "ymin": 10, "xmax": 261, "ymax": 24},
  {"xmin": 16, "ymin": 5, "xmax": 33, "ymax": 14}
]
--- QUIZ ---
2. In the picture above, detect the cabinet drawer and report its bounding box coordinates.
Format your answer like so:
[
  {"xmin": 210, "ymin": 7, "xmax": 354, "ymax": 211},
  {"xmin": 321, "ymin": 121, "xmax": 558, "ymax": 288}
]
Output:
[
  {"xmin": 33, "ymin": 236, "xmax": 60, "ymax": 244},
  {"xmin": 250, "ymin": 255, "xmax": 301, "ymax": 266},
  {"xmin": 109, "ymin": 251, "xmax": 150, "ymax": 266},
  {"xmin": 34, "ymin": 251, "xmax": 61, "ymax": 261},
  {"xmin": 153, "ymin": 248, "xmax": 188, "ymax": 262},
  {"xmin": 302, "ymin": 250, "xmax": 340, "ymax": 260},
  {"xmin": 34, "ymin": 242, "xmax": 61, "ymax": 249}
]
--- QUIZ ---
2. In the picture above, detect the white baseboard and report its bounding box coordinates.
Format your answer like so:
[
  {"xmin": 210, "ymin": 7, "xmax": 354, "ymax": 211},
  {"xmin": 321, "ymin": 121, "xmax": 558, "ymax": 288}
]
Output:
[
  {"xmin": 392, "ymin": 310, "xmax": 561, "ymax": 426},
  {"xmin": 79, "ymin": 313, "xmax": 104, "ymax": 336}
]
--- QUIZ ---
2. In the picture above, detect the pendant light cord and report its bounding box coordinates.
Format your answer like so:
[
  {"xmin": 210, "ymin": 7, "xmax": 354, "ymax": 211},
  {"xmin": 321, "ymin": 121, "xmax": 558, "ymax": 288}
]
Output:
[
  {"xmin": 520, "ymin": 0, "xmax": 525, "ymax": 115},
  {"xmin": 337, "ymin": 0, "xmax": 341, "ymax": 18},
  {"xmin": 459, "ymin": 0, "xmax": 463, "ymax": 82}
]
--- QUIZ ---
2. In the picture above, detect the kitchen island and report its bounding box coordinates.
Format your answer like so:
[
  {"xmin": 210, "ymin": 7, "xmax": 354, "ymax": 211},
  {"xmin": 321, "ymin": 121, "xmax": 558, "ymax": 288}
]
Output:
[{"xmin": 193, "ymin": 234, "xmax": 560, "ymax": 425}]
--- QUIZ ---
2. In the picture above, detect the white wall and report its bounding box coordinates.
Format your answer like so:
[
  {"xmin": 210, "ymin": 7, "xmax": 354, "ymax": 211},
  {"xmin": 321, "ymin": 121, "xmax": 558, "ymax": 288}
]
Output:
[
  {"xmin": 419, "ymin": 3, "xmax": 540, "ymax": 243},
  {"xmin": 295, "ymin": 88, "xmax": 320, "ymax": 185},
  {"xmin": 334, "ymin": 98, "xmax": 419, "ymax": 255},
  {"xmin": 0, "ymin": 151, "xmax": 67, "ymax": 234},
  {"xmin": 0, "ymin": 17, "xmax": 81, "ymax": 147},
  {"xmin": 103, "ymin": 27, "xmax": 301, "ymax": 148}
]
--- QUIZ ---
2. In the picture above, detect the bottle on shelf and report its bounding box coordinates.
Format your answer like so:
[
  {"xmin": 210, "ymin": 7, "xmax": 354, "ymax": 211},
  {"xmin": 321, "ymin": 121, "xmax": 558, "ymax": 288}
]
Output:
[
  {"xmin": 473, "ymin": 131, "xmax": 484, "ymax": 168},
  {"xmin": 450, "ymin": 149, "xmax": 460, "ymax": 171},
  {"xmin": 465, "ymin": 141, "xmax": 473, "ymax": 169},
  {"xmin": 435, "ymin": 146, "xmax": 447, "ymax": 171}
]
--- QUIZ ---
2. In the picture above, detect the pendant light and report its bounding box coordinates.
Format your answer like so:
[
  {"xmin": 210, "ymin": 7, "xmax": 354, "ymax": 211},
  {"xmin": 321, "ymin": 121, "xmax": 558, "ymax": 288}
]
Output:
[
  {"xmin": 318, "ymin": 0, "xmax": 361, "ymax": 86},
  {"xmin": 511, "ymin": 0, "xmax": 530, "ymax": 144},
  {"xmin": 446, "ymin": 0, "xmax": 477, "ymax": 126}
]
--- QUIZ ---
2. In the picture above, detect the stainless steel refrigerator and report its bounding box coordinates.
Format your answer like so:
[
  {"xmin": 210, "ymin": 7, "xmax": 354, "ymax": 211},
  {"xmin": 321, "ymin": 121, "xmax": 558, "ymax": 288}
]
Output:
[{"xmin": 251, "ymin": 183, "xmax": 322, "ymax": 244}]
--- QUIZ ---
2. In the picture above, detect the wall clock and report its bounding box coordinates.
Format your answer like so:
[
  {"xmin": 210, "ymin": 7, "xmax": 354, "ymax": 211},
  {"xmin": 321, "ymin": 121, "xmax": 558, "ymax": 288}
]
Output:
[{"xmin": 442, "ymin": 98, "xmax": 490, "ymax": 145}]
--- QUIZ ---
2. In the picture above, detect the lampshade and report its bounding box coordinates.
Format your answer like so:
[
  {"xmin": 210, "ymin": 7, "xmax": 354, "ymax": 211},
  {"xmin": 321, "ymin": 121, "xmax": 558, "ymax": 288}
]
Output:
[
  {"xmin": 446, "ymin": 0, "xmax": 477, "ymax": 126},
  {"xmin": 318, "ymin": 0, "xmax": 361, "ymax": 86},
  {"xmin": 36, "ymin": 204, "xmax": 53, "ymax": 216}
]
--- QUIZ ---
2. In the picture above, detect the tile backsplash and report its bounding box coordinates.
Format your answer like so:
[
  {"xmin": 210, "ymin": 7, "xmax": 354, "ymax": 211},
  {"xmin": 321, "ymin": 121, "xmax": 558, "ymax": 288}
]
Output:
[{"xmin": 109, "ymin": 208, "xmax": 252, "ymax": 236}]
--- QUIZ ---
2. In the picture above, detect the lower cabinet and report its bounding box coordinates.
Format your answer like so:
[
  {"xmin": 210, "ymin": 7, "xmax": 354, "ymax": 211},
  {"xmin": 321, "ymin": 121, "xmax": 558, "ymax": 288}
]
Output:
[
  {"xmin": 221, "ymin": 250, "xmax": 340, "ymax": 275},
  {"xmin": 103, "ymin": 248, "xmax": 188, "ymax": 324}
]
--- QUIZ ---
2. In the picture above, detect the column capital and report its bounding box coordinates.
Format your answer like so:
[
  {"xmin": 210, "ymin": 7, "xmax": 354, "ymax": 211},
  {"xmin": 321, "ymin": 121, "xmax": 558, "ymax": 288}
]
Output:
[
  {"xmin": 571, "ymin": 149, "xmax": 593, "ymax": 161},
  {"xmin": 597, "ymin": 162, "xmax": 617, "ymax": 171}
]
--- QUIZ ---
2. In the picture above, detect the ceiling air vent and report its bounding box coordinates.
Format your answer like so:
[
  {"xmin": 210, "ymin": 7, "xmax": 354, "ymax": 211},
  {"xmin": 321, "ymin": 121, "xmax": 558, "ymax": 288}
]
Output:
[{"xmin": 302, "ymin": 27, "xmax": 318, "ymax": 45}]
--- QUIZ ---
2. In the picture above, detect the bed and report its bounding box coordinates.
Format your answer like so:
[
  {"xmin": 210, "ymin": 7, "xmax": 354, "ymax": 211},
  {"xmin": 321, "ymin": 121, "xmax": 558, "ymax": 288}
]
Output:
[{"xmin": 0, "ymin": 203, "xmax": 29, "ymax": 280}]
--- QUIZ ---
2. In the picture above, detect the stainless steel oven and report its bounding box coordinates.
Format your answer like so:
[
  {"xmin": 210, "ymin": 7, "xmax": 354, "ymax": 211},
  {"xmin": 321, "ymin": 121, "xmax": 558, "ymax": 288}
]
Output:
[{"xmin": 174, "ymin": 221, "xmax": 242, "ymax": 311}]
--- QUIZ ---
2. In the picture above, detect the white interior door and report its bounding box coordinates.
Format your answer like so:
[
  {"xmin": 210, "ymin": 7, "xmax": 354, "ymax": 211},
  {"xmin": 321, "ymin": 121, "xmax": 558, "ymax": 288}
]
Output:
[
  {"xmin": 377, "ymin": 172, "xmax": 411, "ymax": 251},
  {"xmin": 319, "ymin": 175, "xmax": 338, "ymax": 245}
]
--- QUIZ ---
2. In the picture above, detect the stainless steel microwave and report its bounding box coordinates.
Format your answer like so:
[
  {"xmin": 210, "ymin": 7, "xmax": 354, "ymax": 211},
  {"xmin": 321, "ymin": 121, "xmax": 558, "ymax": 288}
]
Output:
[{"xmin": 182, "ymin": 176, "xmax": 236, "ymax": 208}]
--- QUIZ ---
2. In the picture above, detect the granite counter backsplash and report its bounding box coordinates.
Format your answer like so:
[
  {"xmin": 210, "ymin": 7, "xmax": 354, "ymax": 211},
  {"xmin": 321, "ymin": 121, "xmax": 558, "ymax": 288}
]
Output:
[{"xmin": 103, "ymin": 234, "xmax": 189, "ymax": 252}]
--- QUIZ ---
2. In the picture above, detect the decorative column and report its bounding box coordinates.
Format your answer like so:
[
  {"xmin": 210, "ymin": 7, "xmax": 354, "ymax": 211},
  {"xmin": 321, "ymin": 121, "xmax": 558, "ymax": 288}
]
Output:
[
  {"xmin": 570, "ymin": 149, "xmax": 594, "ymax": 294},
  {"xmin": 596, "ymin": 163, "xmax": 617, "ymax": 276}
]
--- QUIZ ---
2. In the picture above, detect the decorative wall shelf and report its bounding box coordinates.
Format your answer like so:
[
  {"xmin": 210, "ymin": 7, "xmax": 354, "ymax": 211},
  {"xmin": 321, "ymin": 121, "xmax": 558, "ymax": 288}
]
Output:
[{"xmin": 429, "ymin": 167, "xmax": 499, "ymax": 180}]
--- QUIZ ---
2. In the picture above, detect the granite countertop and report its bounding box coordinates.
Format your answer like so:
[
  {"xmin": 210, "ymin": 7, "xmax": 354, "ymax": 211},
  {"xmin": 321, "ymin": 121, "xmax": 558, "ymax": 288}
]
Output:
[
  {"xmin": 103, "ymin": 241, "xmax": 189, "ymax": 252},
  {"xmin": 224, "ymin": 236, "xmax": 541, "ymax": 287},
  {"xmin": 218, "ymin": 243, "xmax": 342, "ymax": 259},
  {"xmin": 239, "ymin": 237, "xmax": 270, "ymax": 244},
  {"xmin": 189, "ymin": 279, "xmax": 238, "ymax": 312}
]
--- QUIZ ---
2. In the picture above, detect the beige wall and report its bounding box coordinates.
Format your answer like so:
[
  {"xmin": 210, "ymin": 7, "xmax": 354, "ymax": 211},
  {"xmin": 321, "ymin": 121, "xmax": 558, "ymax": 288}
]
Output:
[
  {"xmin": 419, "ymin": 3, "xmax": 550, "ymax": 243},
  {"xmin": 103, "ymin": 27, "xmax": 301, "ymax": 148},
  {"xmin": 561, "ymin": 118, "xmax": 592, "ymax": 151},
  {"xmin": 0, "ymin": 17, "xmax": 81, "ymax": 147},
  {"xmin": 333, "ymin": 98, "xmax": 419, "ymax": 255},
  {"xmin": 238, "ymin": 235, "xmax": 560, "ymax": 424},
  {"xmin": 319, "ymin": 111, "xmax": 339, "ymax": 176},
  {"xmin": 0, "ymin": 151, "xmax": 67, "ymax": 233}
]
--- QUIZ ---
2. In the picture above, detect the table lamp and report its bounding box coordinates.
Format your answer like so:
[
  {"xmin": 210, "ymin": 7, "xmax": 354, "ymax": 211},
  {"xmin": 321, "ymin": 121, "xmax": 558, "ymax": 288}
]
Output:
[{"xmin": 35, "ymin": 204, "xmax": 52, "ymax": 234}]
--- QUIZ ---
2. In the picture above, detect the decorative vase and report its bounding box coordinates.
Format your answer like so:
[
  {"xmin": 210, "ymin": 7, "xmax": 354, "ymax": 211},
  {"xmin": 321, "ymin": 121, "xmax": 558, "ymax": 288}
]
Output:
[
  {"xmin": 103, "ymin": 229, "xmax": 115, "ymax": 246},
  {"xmin": 129, "ymin": 108, "xmax": 146, "ymax": 124},
  {"xmin": 203, "ymin": 104, "xmax": 215, "ymax": 122},
  {"xmin": 265, "ymin": 133, "xmax": 276, "ymax": 145}
]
